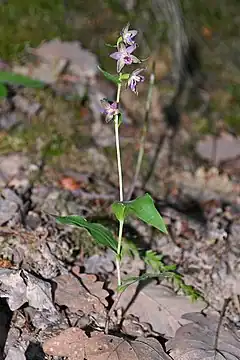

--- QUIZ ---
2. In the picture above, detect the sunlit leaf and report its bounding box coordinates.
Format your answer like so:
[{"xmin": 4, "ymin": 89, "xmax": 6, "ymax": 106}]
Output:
[
  {"xmin": 56, "ymin": 215, "xmax": 118, "ymax": 253},
  {"xmin": 114, "ymin": 193, "xmax": 168, "ymax": 234},
  {"xmin": 0, "ymin": 83, "xmax": 7, "ymax": 98},
  {"xmin": 0, "ymin": 71, "xmax": 44, "ymax": 88},
  {"xmin": 97, "ymin": 66, "xmax": 120, "ymax": 85},
  {"xmin": 112, "ymin": 201, "xmax": 126, "ymax": 221}
]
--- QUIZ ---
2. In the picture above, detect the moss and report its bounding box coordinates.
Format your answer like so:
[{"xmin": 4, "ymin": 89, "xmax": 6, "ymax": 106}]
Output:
[{"xmin": 0, "ymin": 0, "xmax": 71, "ymax": 61}]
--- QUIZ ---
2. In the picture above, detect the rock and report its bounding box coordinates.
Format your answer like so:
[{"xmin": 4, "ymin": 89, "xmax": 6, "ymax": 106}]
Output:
[{"xmin": 196, "ymin": 133, "xmax": 240, "ymax": 165}]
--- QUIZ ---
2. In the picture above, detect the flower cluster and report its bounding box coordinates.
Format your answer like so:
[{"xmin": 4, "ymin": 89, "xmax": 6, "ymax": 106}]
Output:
[{"xmin": 100, "ymin": 23, "xmax": 145, "ymax": 122}]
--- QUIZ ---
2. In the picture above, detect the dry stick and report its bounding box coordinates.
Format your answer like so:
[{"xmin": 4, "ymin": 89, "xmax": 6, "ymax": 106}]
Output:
[
  {"xmin": 127, "ymin": 61, "xmax": 156, "ymax": 200},
  {"xmin": 214, "ymin": 298, "xmax": 230, "ymax": 360}
]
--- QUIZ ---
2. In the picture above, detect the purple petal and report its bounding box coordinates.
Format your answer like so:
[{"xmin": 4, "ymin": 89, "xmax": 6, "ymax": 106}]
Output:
[
  {"xmin": 110, "ymin": 102, "xmax": 118, "ymax": 110},
  {"xmin": 126, "ymin": 44, "xmax": 136, "ymax": 54},
  {"xmin": 130, "ymin": 81, "xmax": 136, "ymax": 92},
  {"xmin": 110, "ymin": 51, "xmax": 122, "ymax": 60}
]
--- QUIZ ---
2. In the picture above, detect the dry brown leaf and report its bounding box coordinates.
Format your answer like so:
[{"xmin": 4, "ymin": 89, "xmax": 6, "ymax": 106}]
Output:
[
  {"xmin": 60, "ymin": 176, "xmax": 81, "ymax": 191},
  {"xmin": 117, "ymin": 283, "xmax": 206, "ymax": 338},
  {"xmin": 196, "ymin": 134, "xmax": 240, "ymax": 164},
  {"xmin": 43, "ymin": 327, "xmax": 171, "ymax": 360},
  {"xmin": 166, "ymin": 312, "xmax": 240, "ymax": 360},
  {"xmin": 72, "ymin": 267, "xmax": 108, "ymax": 306},
  {"xmin": 54, "ymin": 272, "xmax": 108, "ymax": 315},
  {"xmin": 43, "ymin": 327, "xmax": 87, "ymax": 360},
  {"xmin": 0, "ymin": 269, "xmax": 59, "ymax": 328}
]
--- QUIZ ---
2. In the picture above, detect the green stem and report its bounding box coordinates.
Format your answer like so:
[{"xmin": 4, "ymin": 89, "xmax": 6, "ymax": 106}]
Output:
[{"xmin": 114, "ymin": 79, "xmax": 124, "ymax": 287}]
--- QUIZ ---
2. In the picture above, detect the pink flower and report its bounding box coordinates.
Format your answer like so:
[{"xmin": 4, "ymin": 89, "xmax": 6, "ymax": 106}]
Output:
[
  {"xmin": 128, "ymin": 68, "xmax": 145, "ymax": 94},
  {"xmin": 100, "ymin": 99, "xmax": 119, "ymax": 122},
  {"xmin": 110, "ymin": 43, "xmax": 141, "ymax": 73}
]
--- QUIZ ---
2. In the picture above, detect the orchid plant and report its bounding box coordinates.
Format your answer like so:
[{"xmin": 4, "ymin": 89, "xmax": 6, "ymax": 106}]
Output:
[{"xmin": 56, "ymin": 23, "xmax": 202, "ymax": 330}]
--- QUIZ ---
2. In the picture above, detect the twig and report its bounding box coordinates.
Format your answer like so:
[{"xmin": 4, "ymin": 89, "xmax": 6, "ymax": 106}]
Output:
[
  {"xmin": 143, "ymin": 132, "xmax": 166, "ymax": 188},
  {"xmin": 214, "ymin": 298, "xmax": 230, "ymax": 359},
  {"xmin": 104, "ymin": 291, "xmax": 122, "ymax": 334},
  {"xmin": 127, "ymin": 61, "xmax": 156, "ymax": 200}
]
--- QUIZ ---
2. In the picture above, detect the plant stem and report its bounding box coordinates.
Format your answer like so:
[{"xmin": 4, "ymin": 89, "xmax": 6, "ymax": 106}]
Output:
[
  {"xmin": 114, "ymin": 80, "xmax": 123, "ymax": 287},
  {"xmin": 127, "ymin": 61, "xmax": 156, "ymax": 200},
  {"xmin": 105, "ymin": 79, "xmax": 124, "ymax": 335}
]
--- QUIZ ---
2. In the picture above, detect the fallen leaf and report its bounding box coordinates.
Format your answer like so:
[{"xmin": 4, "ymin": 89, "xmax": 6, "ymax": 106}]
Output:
[
  {"xmin": 43, "ymin": 328, "xmax": 87, "ymax": 360},
  {"xmin": 43, "ymin": 328, "xmax": 171, "ymax": 360},
  {"xmin": 166, "ymin": 312, "xmax": 240, "ymax": 360},
  {"xmin": 0, "ymin": 269, "xmax": 27, "ymax": 310},
  {"xmin": 0, "ymin": 259, "xmax": 13, "ymax": 268},
  {"xmin": 22, "ymin": 271, "xmax": 60, "ymax": 328},
  {"xmin": 5, "ymin": 347, "xmax": 26, "ymax": 360},
  {"xmin": 54, "ymin": 272, "xmax": 108, "ymax": 315},
  {"xmin": 84, "ymin": 252, "xmax": 115, "ymax": 275},
  {"xmin": 72, "ymin": 267, "xmax": 109, "ymax": 307},
  {"xmin": 201, "ymin": 26, "xmax": 212, "ymax": 38},
  {"xmin": 0, "ymin": 269, "xmax": 60, "ymax": 328},
  {"xmin": 60, "ymin": 176, "xmax": 81, "ymax": 191},
  {"xmin": 117, "ymin": 282, "xmax": 206, "ymax": 338},
  {"xmin": 196, "ymin": 134, "xmax": 240, "ymax": 164}
]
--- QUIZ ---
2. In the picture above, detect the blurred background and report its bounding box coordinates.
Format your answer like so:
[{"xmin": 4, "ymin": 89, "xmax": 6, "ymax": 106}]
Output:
[{"xmin": 0, "ymin": 0, "xmax": 239, "ymax": 178}]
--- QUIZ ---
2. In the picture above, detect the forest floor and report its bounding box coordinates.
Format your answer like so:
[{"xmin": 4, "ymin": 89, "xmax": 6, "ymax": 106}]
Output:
[{"xmin": 0, "ymin": 1, "xmax": 240, "ymax": 359}]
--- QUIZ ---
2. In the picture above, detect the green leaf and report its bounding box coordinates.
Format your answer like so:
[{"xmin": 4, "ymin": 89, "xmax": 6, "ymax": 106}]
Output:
[
  {"xmin": 120, "ymin": 73, "xmax": 130, "ymax": 80},
  {"xmin": 115, "ymin": 193, "xmax": 168, "ymax": 234},
  {"xmin": 105, "ymin": 43, "xmax": 117, "ymax": 48},
  {"xmin": 0, "ymin": 83, "xmax": 7, "ymax": 98},
  {"xmin": 112, "ymin": 201, "xmax": 126, "ymax": 221},
  {"xmin": 97, "ymin": 66, "xmax": 120, "ymax": 85},
  {"xmin": 117, "ymin": 272, "xmax": 170, "ymax": 293},
  {"xmin": 56, "ymin": 215, "xmax": 118, "ymax": 253},
  {"xmin": 118, "ymin": 113, "xmax": 123, "ymax": 127},
  {"xmin": 117, "ymin": 273, "xmax": 152, "ymax": 293},
  {"xmin": 117, "ymin": 36, "xmax": 123, "ymax": 46},
  {"xmin": 0, "ymin": 71, "xmax": 44, "ymax": 88}
]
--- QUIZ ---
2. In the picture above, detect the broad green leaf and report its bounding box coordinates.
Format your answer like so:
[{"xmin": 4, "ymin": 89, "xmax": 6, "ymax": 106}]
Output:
[
  {"xmin": 0, "ymin": 71, "xmax": 44, "ymax": 88},
  {"xmin": 116, "ymin": 193, "xmax": 168, "ymax": 234},
  {"xmin": 97, "ymin": 66, "xmax": 120, "ymax": 85},
  {"xmin": 56, "ymin": 215, "xmax": 118, "ymax": 253},
  {"xmin": 112, "ymin": 201, "xmax": 126, "ymax": 221},
  {"xmin": 0, "ymin": 83, "xmax": 7, "ymax": 98}
]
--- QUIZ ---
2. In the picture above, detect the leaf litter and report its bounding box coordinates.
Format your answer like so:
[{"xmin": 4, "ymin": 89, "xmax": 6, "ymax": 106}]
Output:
[
  {"xmin": 43, "ymin": 327, "xmax": 171, "ymax": 360},
  {"xmin": 0, "ymin": 21, "xmax": 239, "ymax": 360},
  {"xmin": 166, "ymin": 312, "xmax": 240, "ymax": 360}
]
